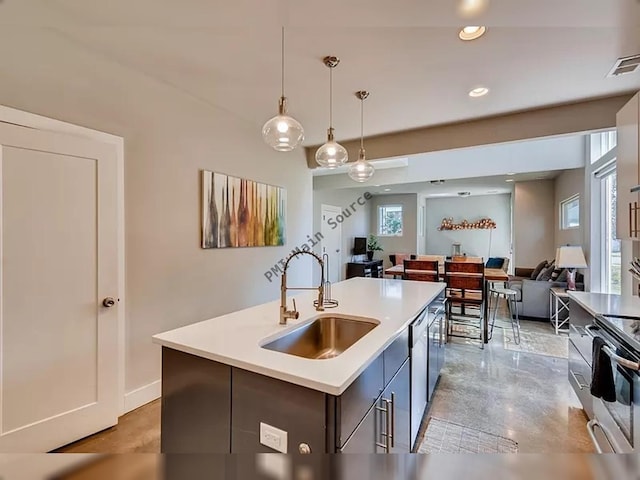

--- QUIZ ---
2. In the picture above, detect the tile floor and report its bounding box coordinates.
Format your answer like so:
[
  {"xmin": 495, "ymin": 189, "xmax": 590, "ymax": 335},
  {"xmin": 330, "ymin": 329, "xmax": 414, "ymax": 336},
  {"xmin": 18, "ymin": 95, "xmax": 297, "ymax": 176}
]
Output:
[
  {"xmin": 418, "ymin": 417, "xmax": 519, "ymax": 453},
  {"xmin": 57, "ymin": 309, "xmax": 594, "ymax": 454}
]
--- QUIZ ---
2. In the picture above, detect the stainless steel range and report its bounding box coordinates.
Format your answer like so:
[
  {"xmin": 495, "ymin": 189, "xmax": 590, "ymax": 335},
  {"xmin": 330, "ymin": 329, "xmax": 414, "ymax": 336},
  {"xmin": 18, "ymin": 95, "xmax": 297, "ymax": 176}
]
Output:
[{"xmin": 570, "ymin": 313, "xmax": 640, "ymax": 453}]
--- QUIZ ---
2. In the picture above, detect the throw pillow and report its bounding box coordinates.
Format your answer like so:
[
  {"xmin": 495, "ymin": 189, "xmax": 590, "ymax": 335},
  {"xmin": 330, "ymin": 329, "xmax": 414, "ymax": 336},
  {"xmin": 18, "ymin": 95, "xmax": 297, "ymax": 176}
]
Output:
[
  {"xmin": 530, "ymin": 260, "xmax": 548, "ymax": 279},
  {"xmin": 556, "ymin": 269, "xmax": 569, "ymax": 283},
  {"xmin": 549, "ymin": 267, "xmax": 565, "ymax": 282},
  {"xmin": 538, "ymin": 265, "xmax": 555, "ymax": 281},
  {"xmin": 535, "ymin": 266, "xmax": 548, "ymax": 281},
  {"xmin": 486, "ymin": 257, "xmax": 504, "ymax": 269}
]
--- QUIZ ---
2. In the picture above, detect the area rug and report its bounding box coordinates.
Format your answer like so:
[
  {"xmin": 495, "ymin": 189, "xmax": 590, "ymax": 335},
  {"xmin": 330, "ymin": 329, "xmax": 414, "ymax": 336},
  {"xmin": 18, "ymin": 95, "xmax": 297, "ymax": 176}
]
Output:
[
  {"xmin": 417, "ymin": 417, "xmax": 518, "ymax": 454},
  {"xmin": 502, "ymin": 328, "xmax": 568, "ymax": 359}
]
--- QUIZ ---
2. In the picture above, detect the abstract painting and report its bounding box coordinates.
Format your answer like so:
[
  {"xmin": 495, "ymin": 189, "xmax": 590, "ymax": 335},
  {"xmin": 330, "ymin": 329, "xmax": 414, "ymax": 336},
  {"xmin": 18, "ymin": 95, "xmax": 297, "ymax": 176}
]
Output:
[{"xmin": 201, "ymin": 170, "xmax": 286, "ymax": 248}]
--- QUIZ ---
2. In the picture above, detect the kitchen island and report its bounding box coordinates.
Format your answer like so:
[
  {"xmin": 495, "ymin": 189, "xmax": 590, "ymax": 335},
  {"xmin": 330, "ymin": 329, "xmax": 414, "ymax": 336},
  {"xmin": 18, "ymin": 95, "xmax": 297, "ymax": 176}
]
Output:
[{"xmin": 152, "ymin": 277, "xmax": 445, "ymax": 454}]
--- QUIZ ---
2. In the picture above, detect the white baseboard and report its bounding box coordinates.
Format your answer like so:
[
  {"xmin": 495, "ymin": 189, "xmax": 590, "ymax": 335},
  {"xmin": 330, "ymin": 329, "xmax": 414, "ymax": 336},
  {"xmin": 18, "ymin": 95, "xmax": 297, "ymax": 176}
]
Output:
[{"xmin": 123, "ymin": 380, "xmax": 161, "ymax": 415}]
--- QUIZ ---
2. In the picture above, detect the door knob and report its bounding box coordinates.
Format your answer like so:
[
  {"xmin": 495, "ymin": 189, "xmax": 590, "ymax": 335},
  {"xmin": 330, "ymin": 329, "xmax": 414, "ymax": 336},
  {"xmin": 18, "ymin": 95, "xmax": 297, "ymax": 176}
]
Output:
[{"xmin": 102, "ymin": 297, "xmax": 116, "ymax": 308}]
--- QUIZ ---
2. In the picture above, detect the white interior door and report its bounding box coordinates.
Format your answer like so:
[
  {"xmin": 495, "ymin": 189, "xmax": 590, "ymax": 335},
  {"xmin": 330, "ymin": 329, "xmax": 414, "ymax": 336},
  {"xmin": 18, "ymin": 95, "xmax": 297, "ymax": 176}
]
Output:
[
  {"xmin": 320, "ymin": 204, "xmax": 342, "ymax": 284},
  {"xmin": 0, "ymin": 122, "xmax": 119, "ymax": 452}
]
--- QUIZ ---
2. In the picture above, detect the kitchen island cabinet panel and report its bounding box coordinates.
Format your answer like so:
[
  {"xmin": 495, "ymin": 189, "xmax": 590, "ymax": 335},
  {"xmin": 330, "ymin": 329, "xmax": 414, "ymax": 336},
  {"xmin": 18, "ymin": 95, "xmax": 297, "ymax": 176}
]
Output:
[
  {"xmin": 231, "ymin": 367, "xmax": 327, "ymax": 453},
  {"xmin": 161, "ymin": 347, "xmax": 231, "ymax": 453},
  {"xmin": 340, "ymin": 401, "xmax": 384, "ymax": 453},
  {"xmin": 387, "ymin": 360, "xmax": 411, "ymax": 453},
  {"xmin": 335, "ymin": 352, "xmax": 384, "ymax": 448},
  {"xmin": 383, "ymin": 327, "xmax": 410, "ymax": 386}
]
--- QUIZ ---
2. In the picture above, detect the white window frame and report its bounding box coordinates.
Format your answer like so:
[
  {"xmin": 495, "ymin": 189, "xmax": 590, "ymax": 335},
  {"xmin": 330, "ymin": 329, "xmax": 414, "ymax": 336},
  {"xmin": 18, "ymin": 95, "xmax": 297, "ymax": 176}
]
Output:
[
  {"xmin": 560, "ymin": 194, "xmax": 580, "ymax": 230},
  {"xmin": 590, "ymin": 130, "xmax": 617, "ymax": 164},
  {"xmin": 378, "ymin": 204, "xmax": 404, "ymax": 237}
]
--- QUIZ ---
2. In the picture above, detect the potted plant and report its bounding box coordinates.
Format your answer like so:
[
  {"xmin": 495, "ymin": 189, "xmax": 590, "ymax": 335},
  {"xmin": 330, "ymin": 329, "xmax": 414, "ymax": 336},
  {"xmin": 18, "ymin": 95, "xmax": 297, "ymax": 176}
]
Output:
[{"xmin": 367, "ymin": 234, "xmax": 383, "ymax": 261}]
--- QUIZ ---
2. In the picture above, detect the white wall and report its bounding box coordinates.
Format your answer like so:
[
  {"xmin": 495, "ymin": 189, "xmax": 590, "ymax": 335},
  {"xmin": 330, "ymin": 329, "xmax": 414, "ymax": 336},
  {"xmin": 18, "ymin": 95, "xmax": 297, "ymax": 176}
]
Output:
[
  {"xmin": 369, "ymin": 194, "xmax": 418, "ymax": 267},
  {"xmin": 554, "ymin": 168, "xmax": 586, "ymax": 248},
  {"xmin": 0, "ymin": 42, "xmax": 313, "ymax": 404},
  {"xmin": 313, "ymin": 188, "xmax": 371, "ymax": 280},
  {"xmin": 425, "ymin": 194, "xmax": 512, "ymax": 263},
  {"xmin": 513, "ymin": 180, "xmax": 556, "ymax": 268}
]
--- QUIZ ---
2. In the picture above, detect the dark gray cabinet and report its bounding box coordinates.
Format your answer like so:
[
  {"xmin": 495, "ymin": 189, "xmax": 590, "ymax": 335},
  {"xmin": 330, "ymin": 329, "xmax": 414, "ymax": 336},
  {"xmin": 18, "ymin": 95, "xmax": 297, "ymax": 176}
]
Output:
[
  {"xmin": 383, "ymin": 328, "xmax": 409, "ymax": 385},
  {"xmin": 340, "ymin": 359, "xmax": 410, "ymax": 453},
  {"xmin": 386, "ymin": 359, "xmax": 411, "ymax": 453},
  {"xmin": 231, "ymin": 367, "xmax": 327, "ymax": 453},
  {"xmin": 161, "ymin": 348, "xmax": 231, "ymax": 453},
  {"xmin": 340, "ymin": 401, "xmax": 383, "ymax": 453},
  {"xmin": 336, "ymin": 353, "xmax": 384, "ymax": 448}
]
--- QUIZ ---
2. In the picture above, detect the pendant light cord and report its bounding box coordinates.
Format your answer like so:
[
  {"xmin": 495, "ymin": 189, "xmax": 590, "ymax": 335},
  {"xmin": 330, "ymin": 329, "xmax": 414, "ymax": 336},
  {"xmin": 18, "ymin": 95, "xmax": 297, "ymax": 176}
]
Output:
[
  {"xmin": 360, "ymin": 97, "xmax": 364, "ymax": 150},
  {"xmin": 281, "ymin": 27, "xmax": 285, "ymax": 98},
  {"xmin": 329, "ymin": 66, "xmax": 333, "ymax": 129}
]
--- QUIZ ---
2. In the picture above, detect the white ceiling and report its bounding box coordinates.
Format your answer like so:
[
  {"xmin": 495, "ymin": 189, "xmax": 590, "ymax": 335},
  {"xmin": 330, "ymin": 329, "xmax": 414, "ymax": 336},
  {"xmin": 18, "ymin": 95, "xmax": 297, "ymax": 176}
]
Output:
[{"xmin": 0, "ymin": 0, "xmax": 638, "ymax": 146}]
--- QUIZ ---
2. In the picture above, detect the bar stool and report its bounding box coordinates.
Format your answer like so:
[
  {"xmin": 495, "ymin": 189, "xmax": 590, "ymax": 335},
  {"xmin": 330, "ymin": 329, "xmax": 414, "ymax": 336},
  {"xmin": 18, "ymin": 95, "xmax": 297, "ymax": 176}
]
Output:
[{"xmin": 489, "ymin": 286, "xmax": 520, "ymax": 345}]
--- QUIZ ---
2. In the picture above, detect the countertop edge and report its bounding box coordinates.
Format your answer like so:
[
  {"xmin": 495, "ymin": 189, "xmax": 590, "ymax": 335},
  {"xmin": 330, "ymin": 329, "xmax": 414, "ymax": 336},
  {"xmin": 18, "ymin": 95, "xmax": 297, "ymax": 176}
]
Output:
[{"xmin": 567, "ymin": 291, "xmax": 599, "ymax": 317}]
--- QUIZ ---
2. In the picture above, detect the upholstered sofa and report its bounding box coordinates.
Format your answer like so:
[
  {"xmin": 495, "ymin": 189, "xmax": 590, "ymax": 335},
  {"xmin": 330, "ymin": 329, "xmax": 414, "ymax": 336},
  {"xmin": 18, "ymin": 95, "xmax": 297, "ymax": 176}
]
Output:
[{"xmin": 507, "ymin": 267, "xmax": 584, "ymax": 320}]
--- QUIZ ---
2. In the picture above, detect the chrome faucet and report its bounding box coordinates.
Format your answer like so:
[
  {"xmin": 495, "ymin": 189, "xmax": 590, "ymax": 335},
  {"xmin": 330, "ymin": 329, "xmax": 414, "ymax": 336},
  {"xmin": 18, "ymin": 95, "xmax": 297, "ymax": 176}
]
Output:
[{"xmin": 280, "ymin": 250, "xmax": 325, "ymax": 325}]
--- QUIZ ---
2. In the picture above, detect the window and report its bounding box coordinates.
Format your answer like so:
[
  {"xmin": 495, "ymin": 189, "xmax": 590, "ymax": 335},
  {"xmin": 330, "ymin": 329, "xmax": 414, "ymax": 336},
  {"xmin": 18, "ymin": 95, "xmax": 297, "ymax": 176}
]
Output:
[
  {"xmin": 378, "ymin": 205, "xmax": 403, "ymax": 236},
  {"xmin": 590, "ymin": 130, "xmax": 617, "ymax": 163},
  {"xmin": 601, "ymin": 171, "xmax": 621, "ymax": 294},
  {"xmin": 560, "ymin": 195, "xmax": 580, "ymax": 229}
]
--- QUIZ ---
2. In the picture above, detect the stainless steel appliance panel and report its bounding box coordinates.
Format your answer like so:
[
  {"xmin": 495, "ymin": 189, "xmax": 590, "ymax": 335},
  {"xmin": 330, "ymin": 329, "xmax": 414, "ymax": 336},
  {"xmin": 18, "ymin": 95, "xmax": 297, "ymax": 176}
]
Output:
[
  {"xmin": 428, "ymin": 306, "xmax": 445, "ymax": 401},
  {"xmin": 587, "ymin": 318, "xmax": 640, "ymax": 453},
  {"xmin": 409, "ymin": 307, "xmax": 429, "ymax": 449},
  {"xmin": 568, "ymin": 340, "xmax": 593, "ymax": 419}
]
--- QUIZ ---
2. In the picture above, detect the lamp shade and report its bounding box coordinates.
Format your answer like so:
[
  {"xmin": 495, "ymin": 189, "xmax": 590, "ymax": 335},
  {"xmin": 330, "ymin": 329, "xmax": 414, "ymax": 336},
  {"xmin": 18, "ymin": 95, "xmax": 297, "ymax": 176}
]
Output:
[{"xmin": 555, "ymin": 246, "xmax": 587, "ymax": 269}]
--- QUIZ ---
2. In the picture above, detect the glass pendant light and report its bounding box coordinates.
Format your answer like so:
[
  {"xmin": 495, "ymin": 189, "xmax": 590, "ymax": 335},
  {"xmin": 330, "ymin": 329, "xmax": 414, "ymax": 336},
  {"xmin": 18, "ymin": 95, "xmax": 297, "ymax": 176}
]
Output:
[
  {"xmin": 348, "ymin": 90, "xmax": 375, "ymax": 182},
  {"xmin": 315, "ymin": 56, "xmax": 348, "ymax": 168},
  {"xmin": 262, "ymin": 27, "xmax": 304, "ymax": 152}
]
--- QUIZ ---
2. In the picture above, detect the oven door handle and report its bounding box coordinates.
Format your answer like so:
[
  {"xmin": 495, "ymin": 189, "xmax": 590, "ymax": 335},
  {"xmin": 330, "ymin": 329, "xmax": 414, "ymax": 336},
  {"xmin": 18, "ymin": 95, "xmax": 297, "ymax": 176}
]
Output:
[
  {"xmin": 586, "ymin": 419, "xmax": 615, "ymax": 454},
  {"xmin": 602, "ymin": 345, "xmax": 640, "ymax": 371},
  {"xmin": 585, "ymin": 325, "xmax": 640, "ymax": 371},
  {"xmin": 584, "ymin": 324, "xmax": 597, "ymax": 339},
  {"xmin": 570, "ymin": 324, "xmax": 588, "ymax": 338}
]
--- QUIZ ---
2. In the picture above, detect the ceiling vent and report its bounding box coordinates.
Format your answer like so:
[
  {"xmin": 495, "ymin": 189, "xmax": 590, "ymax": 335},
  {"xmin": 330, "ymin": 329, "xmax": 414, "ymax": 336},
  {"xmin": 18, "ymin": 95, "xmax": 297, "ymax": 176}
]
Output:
[
  {"xmin": 458, "ymin": 191, "xmax": 471, "ymax": 197},
  {"xmin": 430, "ymin": 179, "xmax": 445, "ymax": 185},
  {"xmin": 607, "ymin": 54, "xmax": 640, "ymax": 77}
]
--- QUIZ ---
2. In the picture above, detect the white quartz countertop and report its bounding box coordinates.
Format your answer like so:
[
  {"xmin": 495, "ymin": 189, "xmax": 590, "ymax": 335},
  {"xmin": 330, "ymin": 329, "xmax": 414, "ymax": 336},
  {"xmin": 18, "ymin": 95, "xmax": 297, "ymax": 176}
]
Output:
[
  {"xmin": 152, "ymin": 277, "xmax": 445, "ymax": 395},
  {"xmin": 568, "ymin": 291, "xmax": 640, "ymax": 318}
]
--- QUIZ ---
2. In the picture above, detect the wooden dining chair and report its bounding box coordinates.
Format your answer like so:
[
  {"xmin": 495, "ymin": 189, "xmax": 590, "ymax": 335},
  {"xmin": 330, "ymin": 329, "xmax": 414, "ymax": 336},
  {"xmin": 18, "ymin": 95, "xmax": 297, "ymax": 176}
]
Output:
[
  {"xmin": 444, "ymin": 260, "xmax": 486, "ymax": 348},
  {"xmin": 403, "ymin": 259, "xmax": 439, "ymax": 282},
  {"xmin": 451, "ymin": 255, "xmax": 484, "ymax": 263}
]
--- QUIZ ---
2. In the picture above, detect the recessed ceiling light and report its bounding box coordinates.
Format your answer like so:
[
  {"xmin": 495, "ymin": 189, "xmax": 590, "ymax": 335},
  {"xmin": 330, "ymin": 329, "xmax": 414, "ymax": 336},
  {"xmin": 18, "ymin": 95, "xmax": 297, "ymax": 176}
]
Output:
[
  {"xmin": 505, "ymin": 179, "xmax": 514, "ymax": 183},
  {"xmin": 469, "ymin": 87, "xmax": 489, "ymax": 98},
  {"xmin": 506, "ymin": 172, "xmax": 515, "ymax": 176},
  {"xmin": 459, "ymin": 26, "xmax": 487, "ymax": 41},
  {"xmin": 374, "ymin": 184, "xmax": 381, "ymax": 187},
  {"xmin": 384, "ymin": 188, "xmax": 391, "ymax": 192}
]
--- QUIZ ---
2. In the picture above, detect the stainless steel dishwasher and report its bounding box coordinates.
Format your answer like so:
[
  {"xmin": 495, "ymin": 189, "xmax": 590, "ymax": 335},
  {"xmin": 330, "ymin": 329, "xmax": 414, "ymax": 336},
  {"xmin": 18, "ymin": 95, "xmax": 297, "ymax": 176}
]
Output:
[
  {"xmin": 428, "ymin": 302, "xmax": 446, "ymax": 401},
  {"xmin": 409, "ymin": 306, "xmax": 429, "ymax": 448}
]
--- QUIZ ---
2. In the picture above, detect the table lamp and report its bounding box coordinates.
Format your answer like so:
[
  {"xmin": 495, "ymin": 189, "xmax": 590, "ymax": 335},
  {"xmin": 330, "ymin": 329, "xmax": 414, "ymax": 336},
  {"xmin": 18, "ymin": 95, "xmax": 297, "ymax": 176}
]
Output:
[{"xmin": 556, "ymin": 245, "xmax": 587, "ymax": 291}]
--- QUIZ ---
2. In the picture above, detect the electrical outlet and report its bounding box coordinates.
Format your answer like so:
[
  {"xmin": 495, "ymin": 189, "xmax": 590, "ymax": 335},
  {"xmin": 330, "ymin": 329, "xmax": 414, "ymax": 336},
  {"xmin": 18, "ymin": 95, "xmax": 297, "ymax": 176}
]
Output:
[{"xmin": 260, "ymin": 422, "xmax": 288, "ymax": 453}]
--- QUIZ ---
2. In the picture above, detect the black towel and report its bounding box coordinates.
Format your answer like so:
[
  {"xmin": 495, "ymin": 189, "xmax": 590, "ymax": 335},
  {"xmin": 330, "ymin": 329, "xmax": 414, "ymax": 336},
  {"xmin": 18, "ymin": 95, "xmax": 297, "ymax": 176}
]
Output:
[{"xmin": 590, "ymin": 337, "xmax": 616, "ymax": 402}]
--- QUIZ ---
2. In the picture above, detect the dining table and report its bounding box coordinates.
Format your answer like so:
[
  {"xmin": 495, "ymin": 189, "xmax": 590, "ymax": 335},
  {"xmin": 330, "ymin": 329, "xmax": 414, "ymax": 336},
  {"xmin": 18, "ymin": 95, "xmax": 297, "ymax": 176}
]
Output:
[{"xmin": 384, "ymin": 264, "xmax": 509, "ymax": 343}]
